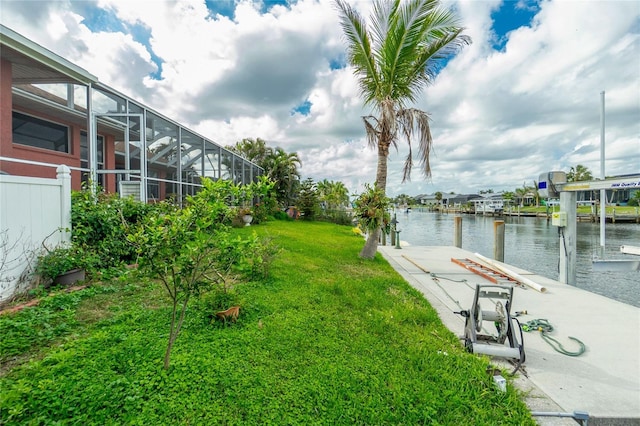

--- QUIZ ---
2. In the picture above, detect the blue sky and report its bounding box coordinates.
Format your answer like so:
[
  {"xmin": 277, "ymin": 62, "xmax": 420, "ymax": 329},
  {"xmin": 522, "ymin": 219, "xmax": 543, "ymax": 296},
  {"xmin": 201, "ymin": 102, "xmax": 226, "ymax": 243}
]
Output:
[
  {"xmin": 490, "ymin": 0, "xmax": 539, "ymax": 50},
  {"xmin": 1, "ymin": 0, "xmax": 638, "ymax": 196}
]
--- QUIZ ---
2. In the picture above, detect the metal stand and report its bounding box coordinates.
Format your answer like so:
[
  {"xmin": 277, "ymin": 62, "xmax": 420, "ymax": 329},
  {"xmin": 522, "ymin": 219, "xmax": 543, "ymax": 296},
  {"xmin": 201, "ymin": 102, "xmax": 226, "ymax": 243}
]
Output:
[{"xmin": 456, "ymin": 284, "xmax": 525, "ymax": 370}]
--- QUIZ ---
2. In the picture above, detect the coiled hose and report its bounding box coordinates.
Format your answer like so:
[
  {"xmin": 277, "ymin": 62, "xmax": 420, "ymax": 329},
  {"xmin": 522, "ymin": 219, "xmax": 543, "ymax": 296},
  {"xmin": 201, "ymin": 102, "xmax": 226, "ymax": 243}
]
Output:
[{"xmin": 522, "ymin": 319, "xmax": 586, "ymax": 357}]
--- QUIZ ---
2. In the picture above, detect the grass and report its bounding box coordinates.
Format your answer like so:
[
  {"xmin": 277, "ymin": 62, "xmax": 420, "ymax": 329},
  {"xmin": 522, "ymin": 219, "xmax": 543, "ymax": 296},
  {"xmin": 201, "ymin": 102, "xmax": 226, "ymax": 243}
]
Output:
[{"xmin": 0, "ymin": 220, "xmax": 535, "ymax": 425}]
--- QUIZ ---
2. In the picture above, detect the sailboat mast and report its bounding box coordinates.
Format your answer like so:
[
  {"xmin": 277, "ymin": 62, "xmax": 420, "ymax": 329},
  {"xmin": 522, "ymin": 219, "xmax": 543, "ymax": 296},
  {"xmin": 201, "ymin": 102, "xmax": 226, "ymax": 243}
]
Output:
[{"xmin": 600, "ymin": 91, "xmax": 605, "ymax": 254}]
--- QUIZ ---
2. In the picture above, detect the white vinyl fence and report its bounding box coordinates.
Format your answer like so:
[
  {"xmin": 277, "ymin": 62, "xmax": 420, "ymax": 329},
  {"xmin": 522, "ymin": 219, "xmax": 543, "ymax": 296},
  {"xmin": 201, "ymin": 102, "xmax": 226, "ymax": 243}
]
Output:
[{"xmin": 0, "ymin": 165, "xmax": 72, "ymax": 304}]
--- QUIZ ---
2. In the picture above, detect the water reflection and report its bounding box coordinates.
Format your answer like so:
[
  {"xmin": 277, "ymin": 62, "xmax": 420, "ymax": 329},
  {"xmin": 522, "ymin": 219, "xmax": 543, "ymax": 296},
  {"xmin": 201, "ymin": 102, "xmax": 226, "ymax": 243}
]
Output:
[{"xmin": 395, "ymin": 209, "xmax": 640, "ymax": 307}]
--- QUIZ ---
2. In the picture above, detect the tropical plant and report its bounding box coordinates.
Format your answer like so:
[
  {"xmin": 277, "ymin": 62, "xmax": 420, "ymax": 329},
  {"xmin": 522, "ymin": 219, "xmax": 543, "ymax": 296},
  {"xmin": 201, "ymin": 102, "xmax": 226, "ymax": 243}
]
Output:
[
  {"xmin": 227, "ymin": 138, "xmax": 302, "ymax": 209},
  {"xmin": 531, "ymin": 181, "xmax": 540, "ymax": 206},
  {"xmin": 335, "ymin": 0, "xmax": 469, "ymax": 258},
  {"xmin": 227, "ymin": 137, "xmax": 269, "ymax": 165},
  {"xmin": 317, "ymin": 179, "xmax": 350, "ymax": 210},
  {"xmin": 353, "ymin": 184, "xmax": 390, "ymax": 257},
  {"xmin": 263, "ymin": 147, "xmax": 302, "ymax": 208},
  {"xmin": 567, "ymin": 164, "xmax": 593, "ymax": 182}
]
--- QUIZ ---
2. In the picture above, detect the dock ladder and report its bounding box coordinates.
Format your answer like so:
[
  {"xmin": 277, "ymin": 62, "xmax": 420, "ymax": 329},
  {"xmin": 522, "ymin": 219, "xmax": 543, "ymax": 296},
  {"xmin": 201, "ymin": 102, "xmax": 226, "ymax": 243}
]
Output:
[{"xmin": 451, "ymin": 258, "xmax": 522, "ymax": 287}]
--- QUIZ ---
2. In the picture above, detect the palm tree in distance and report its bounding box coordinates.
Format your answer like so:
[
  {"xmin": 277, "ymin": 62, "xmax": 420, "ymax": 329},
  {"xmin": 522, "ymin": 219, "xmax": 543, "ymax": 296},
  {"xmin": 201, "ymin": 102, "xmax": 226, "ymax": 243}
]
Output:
[
  {"xmin": 335, "ymin": 0, "xmax": 470, "ymax": 258},
  {"xmin": 567, "ymin": 164, "xmax": 593, "ymax": 182},
  {"xmin": 318, "ymin": 179, "xmax": 350, "ymax": 210},
  {"xmin": 227, "ymin": 137, "xmax": 269, "ymax": 165},
  {"xmin": 263, "ymin": 147, "xmax": 301, "ymax": 207},
  {"xmin": 228, "ymin": 139, "xmax": 301, "ymax": 208}
]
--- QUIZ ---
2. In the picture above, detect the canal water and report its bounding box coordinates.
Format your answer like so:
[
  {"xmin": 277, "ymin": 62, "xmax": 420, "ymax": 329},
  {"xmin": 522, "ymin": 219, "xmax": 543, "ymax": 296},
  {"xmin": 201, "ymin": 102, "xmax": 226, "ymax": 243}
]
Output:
[{"xmin": 393, "ymin": 209, "xmax": 640, "ymax": 307}]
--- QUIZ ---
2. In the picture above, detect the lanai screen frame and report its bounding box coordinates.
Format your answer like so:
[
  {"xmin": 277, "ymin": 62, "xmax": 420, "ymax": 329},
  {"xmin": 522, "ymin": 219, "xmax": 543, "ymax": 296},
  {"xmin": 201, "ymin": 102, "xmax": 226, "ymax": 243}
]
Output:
[
  {"xmin": 90, "ymin": 83, "xmax": 263, "ymax": 204},
  {"xmin": 1, "ymin": 24, "xmax": 263, "ymax": 204}
]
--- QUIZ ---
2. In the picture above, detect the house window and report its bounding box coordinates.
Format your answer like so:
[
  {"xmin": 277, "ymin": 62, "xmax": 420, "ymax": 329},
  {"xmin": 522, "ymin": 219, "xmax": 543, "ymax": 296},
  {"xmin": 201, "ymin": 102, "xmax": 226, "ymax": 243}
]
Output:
[
  {"xmin": 12, "ymin": 111, "xmax": 70, "ymax": 153},
  {"xmin": 80, "ymin": 131, "xmax": 105, "ymax": 187}
]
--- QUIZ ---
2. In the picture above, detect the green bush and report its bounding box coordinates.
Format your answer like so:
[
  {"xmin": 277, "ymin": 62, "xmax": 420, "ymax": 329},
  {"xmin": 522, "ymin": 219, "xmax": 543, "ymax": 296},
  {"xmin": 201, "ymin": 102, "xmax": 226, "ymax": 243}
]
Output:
[
  {"xmin": 273, "ymin": 210, "xmax": 292, "ymax": 221},
  {"xmin": 318, "ymin": 209, "xmax": 354, "ymax": 226},
  {"xmin": 71, "ymin": 189, "xmax": 164, "ymax": 269},
  {"xmin": 35, "ymin": 246, "xmax": 91, "ymax": 282}
]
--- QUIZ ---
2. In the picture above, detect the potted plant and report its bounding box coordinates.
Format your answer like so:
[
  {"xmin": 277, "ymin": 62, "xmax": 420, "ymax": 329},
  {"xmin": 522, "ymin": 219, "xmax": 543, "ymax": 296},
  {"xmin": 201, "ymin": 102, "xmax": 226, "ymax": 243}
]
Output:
[
  {"xmin": 36, "ymin": 246, "xmax": 86, "ymax": 286},
  {"xmin": 239, "ymin": 207, "xmax": 253, "ymax": 226}
]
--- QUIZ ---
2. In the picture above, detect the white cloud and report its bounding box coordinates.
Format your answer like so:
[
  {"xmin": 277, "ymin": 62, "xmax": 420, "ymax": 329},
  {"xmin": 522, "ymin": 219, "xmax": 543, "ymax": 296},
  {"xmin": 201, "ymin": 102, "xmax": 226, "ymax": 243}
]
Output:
[{"xmin": 1, "ymin": 0, "xmax": 638, "ymax": 196}]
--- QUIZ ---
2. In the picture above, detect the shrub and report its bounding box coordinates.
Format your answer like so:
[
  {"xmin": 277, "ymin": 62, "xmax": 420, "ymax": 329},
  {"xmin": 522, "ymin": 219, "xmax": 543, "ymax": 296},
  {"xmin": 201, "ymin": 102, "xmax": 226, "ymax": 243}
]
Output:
[
  {"xmin": 273, "ymin": 210, "xmax": 292, "ymax": 221},
  {"xmin": 71, "ymin": 189, "xmax": 162, "ymax": 269},
  {"xmin": 35, "ymin": 246, "xmax": 87, "ymax": 282}
]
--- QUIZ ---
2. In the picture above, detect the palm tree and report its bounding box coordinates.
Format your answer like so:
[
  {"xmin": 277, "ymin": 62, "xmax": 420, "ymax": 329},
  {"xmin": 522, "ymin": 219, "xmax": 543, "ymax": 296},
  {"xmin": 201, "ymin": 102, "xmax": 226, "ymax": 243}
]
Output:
[
  {"xmin": 317, "ymin": 179, "xmax": 350, "ymax": 210},
  {"xmin": 335, "ymin": 0, "xmax": 469, "ymax": 258},
  {"xmin": 263, "ymin": 147, "xmax": 301, "ymax": 207},
  {"xmin": 532, "ymin": 181, "xmax": 540, "ymax": 207},
  {"xmin": 333, "ymin": 180, "xmax": 349, "ymax": 209},
  {"xmin": 227, "ymin": 137, "xmax": 269, "ymax": 165},
  {"xmin": 567, "ymin": 164, "xmax": 593, "ymax": 182}
]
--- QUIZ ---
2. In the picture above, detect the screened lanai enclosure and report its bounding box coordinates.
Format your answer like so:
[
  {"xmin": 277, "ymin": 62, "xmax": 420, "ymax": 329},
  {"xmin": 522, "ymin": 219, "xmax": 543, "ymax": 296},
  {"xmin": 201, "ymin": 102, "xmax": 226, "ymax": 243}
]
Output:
[
  {"xmin": 1, "ymin": 24, "xmax": 262, "ymax": 204},
  {"xmin": 88, "ymin": 84, "xmax": 262, "ymax": 202}
]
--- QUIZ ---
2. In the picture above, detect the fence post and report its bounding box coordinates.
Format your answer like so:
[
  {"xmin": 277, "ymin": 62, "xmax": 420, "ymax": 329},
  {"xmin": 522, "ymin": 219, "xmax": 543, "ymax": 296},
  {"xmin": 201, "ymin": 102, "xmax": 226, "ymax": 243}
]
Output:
[
  {"xmin": 453, "ymin": 216, "xmax": 462, "ymax": 248},
  {"xmin": 57, "ymin": 165, "xmax": 72, "ymax": 243},
  {"xmin": 494, "ymin": 220, "xmax": 505, "ymax": 262}
]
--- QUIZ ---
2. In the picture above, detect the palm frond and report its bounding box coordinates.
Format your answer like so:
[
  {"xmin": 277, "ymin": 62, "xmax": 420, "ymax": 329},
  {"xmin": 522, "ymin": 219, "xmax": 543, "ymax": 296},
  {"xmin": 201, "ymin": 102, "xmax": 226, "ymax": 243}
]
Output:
[
  {"xmin": 334, "ymin": 0, "xmax": 380, "ymax": 106},
  {"xmin": 398, "ymin": 108, "xmax": 433, "ymax": 182},
  {"xmin": 363, "ymin": 116, "xmax": 380, "ymax": 150}
]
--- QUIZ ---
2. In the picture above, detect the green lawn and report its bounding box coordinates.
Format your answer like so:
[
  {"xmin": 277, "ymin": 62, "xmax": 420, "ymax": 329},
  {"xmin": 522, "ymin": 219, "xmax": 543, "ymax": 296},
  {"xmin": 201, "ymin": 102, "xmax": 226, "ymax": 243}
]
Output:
[{"xmin": 1, "ymin": 220, "xmax": 534, "ymax": 425}]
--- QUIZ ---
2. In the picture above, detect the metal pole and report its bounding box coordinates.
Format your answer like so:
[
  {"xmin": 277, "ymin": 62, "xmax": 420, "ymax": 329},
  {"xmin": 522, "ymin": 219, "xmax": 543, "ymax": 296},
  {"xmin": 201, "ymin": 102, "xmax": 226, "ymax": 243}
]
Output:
[
  {"xmin": 453, "ymin": 216, "xmax": 462, "ymax": 248},
  {"xmin": 494, "ymin": 220, "xmax": 505, "ymax": 262},
  {"xmin": 86, "ymin": 83, "xmax": 97, "ymax": 195},
  {"xmin": 600, "ymin": 91, "xmax": 605, "ymax": 256}
]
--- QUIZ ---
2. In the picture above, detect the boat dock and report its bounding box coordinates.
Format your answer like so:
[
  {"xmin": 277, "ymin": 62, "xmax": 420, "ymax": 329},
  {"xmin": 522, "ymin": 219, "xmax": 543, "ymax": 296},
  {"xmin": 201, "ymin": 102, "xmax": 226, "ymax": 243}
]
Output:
[{"xmin": 379, "ymin": 244, "xmax": 640, "ymax": 425}]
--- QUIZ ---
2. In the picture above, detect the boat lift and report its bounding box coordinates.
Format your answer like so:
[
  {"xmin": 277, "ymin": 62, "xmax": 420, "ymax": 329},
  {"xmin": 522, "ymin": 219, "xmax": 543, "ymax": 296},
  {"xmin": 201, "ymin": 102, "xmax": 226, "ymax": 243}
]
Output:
[{"xmin": 539, "ymin": 172, "xmax": 640, "ymax": 284}]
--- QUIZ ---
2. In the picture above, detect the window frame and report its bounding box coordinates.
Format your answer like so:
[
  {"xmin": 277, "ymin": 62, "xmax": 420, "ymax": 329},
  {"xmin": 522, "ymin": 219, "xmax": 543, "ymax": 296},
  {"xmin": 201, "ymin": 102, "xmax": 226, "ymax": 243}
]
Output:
[{"xmin": 12, "ymin": 111, "xmax": 70, "ymax": 153}]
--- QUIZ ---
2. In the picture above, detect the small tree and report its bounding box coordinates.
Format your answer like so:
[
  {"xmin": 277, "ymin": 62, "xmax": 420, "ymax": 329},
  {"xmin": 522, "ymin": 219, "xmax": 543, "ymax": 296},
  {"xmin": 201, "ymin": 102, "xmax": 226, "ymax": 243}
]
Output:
[
  {"xmin": 297, "ymin": 178, "xmax": 320, "ymax": 220},
  {"xmin": 129, "ymin": 178, "xmax": 258, "ymax": 369}
]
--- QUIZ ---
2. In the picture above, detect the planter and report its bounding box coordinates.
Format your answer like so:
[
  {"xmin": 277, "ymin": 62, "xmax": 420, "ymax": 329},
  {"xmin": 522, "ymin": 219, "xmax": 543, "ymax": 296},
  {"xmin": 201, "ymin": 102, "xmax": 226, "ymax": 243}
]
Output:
[
  {"xmin": 242, "ymin": 214, "xmax": 253, "ymax": 226},
  {"xmin": 53, "ymin": 268, "xmax": 86, "ymax": 286}
]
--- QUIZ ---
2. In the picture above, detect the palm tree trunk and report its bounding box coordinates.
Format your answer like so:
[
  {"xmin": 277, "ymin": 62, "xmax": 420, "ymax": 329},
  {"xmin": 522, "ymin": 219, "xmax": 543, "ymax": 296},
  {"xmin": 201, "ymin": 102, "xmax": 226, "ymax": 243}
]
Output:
[
  {"xmin": 360, "ymin": 227, "xmax": 381, "ymax": 259},
  {"xmin": 375, "ymin": 146, "xmax": 389, "ymax": 190}
]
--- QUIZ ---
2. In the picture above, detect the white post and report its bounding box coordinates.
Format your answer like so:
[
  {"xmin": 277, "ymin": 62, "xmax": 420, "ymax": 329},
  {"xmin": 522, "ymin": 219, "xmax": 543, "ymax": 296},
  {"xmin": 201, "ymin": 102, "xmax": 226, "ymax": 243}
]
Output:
[
  {"xmin": 559, "ymin": 191, "xmax": 577, "ymax": 285},
  {"xmin": 57, "ymin": 165, "xmax": 72, "ymax": 244}
]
